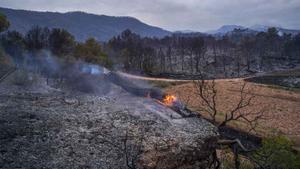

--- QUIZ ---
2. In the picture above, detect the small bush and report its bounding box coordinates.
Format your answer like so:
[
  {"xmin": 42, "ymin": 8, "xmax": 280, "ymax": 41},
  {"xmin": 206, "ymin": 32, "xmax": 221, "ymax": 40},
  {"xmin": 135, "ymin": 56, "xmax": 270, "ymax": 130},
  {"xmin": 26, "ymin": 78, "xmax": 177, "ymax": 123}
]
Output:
[{"xmin": 251, "ymin": 136, "xmax": 300, "ymax": 169}]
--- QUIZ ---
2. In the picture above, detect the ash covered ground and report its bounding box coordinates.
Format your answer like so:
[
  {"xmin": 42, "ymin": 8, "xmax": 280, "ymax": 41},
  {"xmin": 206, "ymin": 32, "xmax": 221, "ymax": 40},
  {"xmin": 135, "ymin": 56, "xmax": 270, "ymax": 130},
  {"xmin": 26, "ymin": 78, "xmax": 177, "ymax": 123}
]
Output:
[{"xmin": 0, "ymin": 66, "xmax": 218, "ymax": 169}]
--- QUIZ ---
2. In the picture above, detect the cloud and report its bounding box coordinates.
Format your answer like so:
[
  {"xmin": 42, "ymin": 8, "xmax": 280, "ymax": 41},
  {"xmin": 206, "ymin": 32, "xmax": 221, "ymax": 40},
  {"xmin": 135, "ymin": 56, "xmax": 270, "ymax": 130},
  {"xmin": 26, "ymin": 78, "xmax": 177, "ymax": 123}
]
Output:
[{"xmin": 0, "ymin": 0, "xmax": 299, "ymax": 31}]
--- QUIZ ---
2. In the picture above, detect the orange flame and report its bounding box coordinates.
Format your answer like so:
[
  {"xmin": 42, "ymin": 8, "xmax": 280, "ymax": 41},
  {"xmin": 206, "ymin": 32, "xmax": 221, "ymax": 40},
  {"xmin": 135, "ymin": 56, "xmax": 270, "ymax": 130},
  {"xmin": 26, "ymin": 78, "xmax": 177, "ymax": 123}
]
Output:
[{"xmin": 163, "ymin": 94, "xmax": 177, "ymax": 106}]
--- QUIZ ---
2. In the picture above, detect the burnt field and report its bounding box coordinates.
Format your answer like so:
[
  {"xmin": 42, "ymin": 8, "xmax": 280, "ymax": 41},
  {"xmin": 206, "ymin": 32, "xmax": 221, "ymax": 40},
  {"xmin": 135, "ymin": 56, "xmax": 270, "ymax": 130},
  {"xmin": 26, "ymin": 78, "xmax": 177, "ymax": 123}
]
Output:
[{"xmin": 0, "ymin": 66, "xmax": 219, "ymax": 169}]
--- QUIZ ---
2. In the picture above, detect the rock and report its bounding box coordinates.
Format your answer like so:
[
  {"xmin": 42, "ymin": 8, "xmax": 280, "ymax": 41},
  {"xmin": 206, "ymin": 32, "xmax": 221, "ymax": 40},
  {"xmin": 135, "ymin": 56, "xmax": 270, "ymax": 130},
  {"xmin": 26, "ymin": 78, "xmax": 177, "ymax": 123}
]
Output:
[{"xmin": 64, "ymin": 97, "xmax": 78, "ymax": 104}]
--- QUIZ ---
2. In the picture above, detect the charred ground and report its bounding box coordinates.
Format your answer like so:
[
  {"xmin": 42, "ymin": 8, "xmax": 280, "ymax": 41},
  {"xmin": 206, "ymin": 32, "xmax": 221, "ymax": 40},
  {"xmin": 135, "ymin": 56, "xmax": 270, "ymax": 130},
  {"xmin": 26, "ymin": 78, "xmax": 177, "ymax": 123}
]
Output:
[{"xmin": 0, "ymin": 65, "xmax": 219, "ymax": 169}]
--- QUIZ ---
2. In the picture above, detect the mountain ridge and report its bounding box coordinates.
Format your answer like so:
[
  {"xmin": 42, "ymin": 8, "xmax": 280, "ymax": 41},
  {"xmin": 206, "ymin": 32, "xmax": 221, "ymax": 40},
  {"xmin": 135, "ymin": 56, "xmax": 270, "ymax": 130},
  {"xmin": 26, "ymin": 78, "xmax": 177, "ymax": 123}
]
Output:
[
  {"xmin": 0, "ymin": 7, "xmax": 171, "ymax": 41},
  {"xmin": 1, "ymin": 7, "xmax": 299, "ymax": 41}
]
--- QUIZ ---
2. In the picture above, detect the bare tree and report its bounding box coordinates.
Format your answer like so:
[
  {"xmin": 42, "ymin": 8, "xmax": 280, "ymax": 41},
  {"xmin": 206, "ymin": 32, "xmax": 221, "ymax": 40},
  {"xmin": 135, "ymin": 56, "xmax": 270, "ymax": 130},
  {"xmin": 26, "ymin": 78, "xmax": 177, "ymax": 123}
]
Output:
[
  {"xmin": 158, "ymin": 47, "xmax": 165, "ymax": 72},
  {"xmin": 240, "ymin": 36, "xmax": 255, "ymax": 72},
  {"xmin": 193, "ymin": 78, "xmax": 264, "ymax": 130},
  {"xmin": 166, "ymin": 46, "xmax": 173, "ymax": 73},
  {"xmin": 191, "ymin": 37, "xmax": 206, "ymax": 73},
  {"xmin": 178, "ymin": 37, "xmax": 186, "ymax": 72},
  {"xmin": 192, "ymin": 74, "xmax": 266, "ymax": 169}
]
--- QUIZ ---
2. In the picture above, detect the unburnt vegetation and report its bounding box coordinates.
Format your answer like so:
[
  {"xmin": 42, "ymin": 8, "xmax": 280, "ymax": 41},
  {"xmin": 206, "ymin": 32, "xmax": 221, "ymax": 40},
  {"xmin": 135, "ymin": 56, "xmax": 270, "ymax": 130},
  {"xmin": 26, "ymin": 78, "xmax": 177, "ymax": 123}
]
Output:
[{"xmin": 0, "ymin": 25, "xmax": 112, "ymax": 69}]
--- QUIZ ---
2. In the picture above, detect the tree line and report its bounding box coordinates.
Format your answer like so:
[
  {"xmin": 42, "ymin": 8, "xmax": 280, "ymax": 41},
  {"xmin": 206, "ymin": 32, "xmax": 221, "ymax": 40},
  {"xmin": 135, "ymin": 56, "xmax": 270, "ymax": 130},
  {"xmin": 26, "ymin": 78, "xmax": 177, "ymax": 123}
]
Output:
[
  {"xmin": 109, "ymin": 28, "xmax": 300, "ymax": 77},
  {"xmin": 0, "ymin": 13, "xmax": 112, "ymax": 68},
  {"xmin": 1, "ymin": 11, "xmax": 300, "ymax": 78}
]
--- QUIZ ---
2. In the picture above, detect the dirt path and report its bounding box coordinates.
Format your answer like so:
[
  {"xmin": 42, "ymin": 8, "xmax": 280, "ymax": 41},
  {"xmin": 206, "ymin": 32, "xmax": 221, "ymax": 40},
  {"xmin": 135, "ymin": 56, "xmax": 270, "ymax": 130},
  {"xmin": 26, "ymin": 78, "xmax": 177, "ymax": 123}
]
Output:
[
  {"xmin": 117, "ymin": 71, "xmax": 245, "ymax": 82},
  {"xmin": 117, "ymin": 71, "xmax": 190, "ymax": 82},
  {"xmin": 117, "ymin": 68, "xmax": 300, "ymax": 82}
]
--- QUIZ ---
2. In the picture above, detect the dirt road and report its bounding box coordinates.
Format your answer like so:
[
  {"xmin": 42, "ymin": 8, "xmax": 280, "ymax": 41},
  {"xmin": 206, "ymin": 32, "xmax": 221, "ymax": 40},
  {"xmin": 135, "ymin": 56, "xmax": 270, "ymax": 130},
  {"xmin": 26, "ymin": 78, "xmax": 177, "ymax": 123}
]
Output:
[{"xmin": 117, "ymin": 71, "xmax": 244, "ymax": 82}]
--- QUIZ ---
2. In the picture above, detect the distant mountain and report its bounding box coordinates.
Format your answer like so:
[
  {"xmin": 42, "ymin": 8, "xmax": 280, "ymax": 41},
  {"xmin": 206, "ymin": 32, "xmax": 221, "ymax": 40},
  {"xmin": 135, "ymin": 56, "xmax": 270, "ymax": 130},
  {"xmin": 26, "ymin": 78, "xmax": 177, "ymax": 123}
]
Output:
[
  {"xmin": 250, "ymin": 25, "xmax": 300, "ymax": 36},
  {"xmin": 207, "ymin": 24, "xmax": 300, "ymax": 36},
  {"xmin": 0, "ymin": 7, "xmax": 171, "ymax": 41},
  {"xmin": 174, "ymin": 30, "xmax": 198, "ymax": 34},
  {"xmin": 207, "ymin": 25, "xmax": 245, "ymax": 35}
]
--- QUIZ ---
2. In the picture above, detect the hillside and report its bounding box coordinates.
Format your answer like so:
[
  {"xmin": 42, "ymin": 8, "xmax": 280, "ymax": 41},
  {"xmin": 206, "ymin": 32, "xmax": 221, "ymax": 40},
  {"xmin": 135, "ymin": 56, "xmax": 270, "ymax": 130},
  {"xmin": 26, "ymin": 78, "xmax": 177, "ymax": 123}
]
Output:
[{"xmin": 0, "ymin": 7, "xmax": 171, "ymax": 41}]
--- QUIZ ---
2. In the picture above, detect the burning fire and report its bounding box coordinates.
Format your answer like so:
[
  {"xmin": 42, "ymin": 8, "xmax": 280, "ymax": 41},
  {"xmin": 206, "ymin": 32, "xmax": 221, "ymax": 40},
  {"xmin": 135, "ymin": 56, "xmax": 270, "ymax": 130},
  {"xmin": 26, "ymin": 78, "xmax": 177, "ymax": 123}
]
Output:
[{"xmin": 163, "ymin": 94, "xmax": 177, "ymax": 106}]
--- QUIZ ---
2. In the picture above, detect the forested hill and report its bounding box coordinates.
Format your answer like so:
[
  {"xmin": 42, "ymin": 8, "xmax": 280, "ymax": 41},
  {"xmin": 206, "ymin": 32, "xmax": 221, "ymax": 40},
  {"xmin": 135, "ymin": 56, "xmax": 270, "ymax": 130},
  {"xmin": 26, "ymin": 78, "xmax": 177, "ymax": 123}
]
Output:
[{"xmin": 0, "ymin": 7, "xmax": 171, "ymax": 41}]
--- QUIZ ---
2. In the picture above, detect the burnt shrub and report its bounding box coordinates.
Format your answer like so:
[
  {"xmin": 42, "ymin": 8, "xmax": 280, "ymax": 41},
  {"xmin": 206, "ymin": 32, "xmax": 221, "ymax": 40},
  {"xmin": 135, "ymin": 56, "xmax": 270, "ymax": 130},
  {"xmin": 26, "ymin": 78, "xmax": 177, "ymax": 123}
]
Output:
[{"xmin": 9, "ymin": 69, "xmax": 38, "ymax": 86}]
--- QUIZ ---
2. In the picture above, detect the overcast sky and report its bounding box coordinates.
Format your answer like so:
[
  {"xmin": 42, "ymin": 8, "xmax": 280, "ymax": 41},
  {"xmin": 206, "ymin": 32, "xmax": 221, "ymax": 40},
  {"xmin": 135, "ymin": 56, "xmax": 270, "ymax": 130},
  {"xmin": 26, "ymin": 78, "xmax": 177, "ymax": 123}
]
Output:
[{"xmin": 0, "ymin": 0, "xmax": 299, "ymax": 31}]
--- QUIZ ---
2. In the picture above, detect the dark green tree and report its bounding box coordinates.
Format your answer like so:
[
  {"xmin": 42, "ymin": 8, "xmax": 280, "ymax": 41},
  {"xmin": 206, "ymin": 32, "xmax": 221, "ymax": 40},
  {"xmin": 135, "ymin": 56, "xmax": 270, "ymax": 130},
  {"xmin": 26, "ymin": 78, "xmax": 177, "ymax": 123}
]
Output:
[
  {"xmin": 25, "ymin": 26, "xmax": 50, "ymax": 51},
  {"xmin": 75, "ymin": 38, "xmax": 112, "ymax": 67},
  {"xmin": 109, "ymin": 29, "xmax": 142, "ymax": 70},
  {"xmin": 0, "ymin": 13, "xmax": 9, "ymax": 33},
  {"xmin": 0, "ymin": 31, "xmax": 25, "ymax": 65},
  {"xmin": 49, "ymin": 28, "xmax": 75, "ymax": 56}
]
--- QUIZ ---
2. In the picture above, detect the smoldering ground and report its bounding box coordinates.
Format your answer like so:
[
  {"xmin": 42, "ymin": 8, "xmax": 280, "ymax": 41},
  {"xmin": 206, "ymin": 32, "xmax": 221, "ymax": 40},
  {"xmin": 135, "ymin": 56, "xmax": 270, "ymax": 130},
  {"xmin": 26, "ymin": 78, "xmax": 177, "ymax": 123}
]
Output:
[
  {"xmin": 6, "ymin": 49, "xmax": 167, "ymax": 99},
  {"xmin": 6, "ymin": 50, "xmax": 114, "ymax": 95}
]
